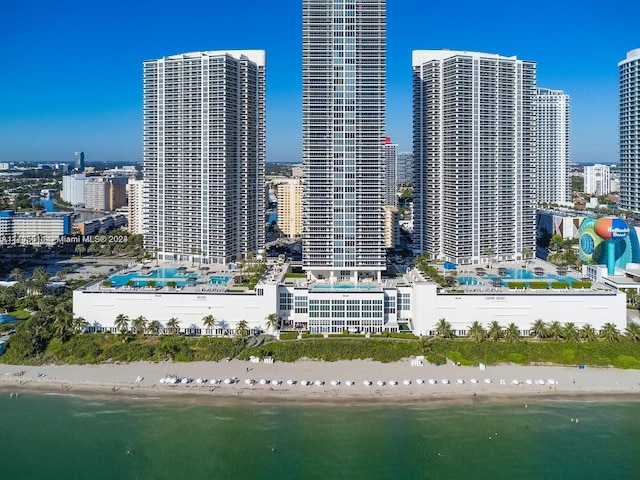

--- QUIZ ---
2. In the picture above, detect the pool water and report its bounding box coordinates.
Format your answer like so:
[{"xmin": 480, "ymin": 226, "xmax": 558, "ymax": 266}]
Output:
[
  {"xmin": 458, "ymin": 276, "xmax": 483, "ymax": 286},
  {"xmin": 109, "ymin": 267, "xmax": 200, "ymax": 287},
  {"xmin": 210, "ymin": 275, "xmax": 232, "ymax": 285}
]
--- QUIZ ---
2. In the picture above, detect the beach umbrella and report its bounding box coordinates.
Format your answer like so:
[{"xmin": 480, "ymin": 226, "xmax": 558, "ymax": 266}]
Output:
[
  {"xmin": 286, "ymin": 379, "xmax": 295, "ymax": 385},
  {"xmin": 416, "ymin": 379, "xmax": 425, "ymax": 385},
  {"xmin": 456, "ymin": 379, "xmax": 464, "ymax": 385},
  {"xmin": 442, "ymin": 379, "xmax": 450, "ymax": 384},
  {"xmin": 159, "ymin": 378, "xmax": 166, "ymax": 384},
  {"xmin": 428, "ymin": 379, "xmax": 437, "ymax": 385},
  {"xmin": 403, "ymin": 380, "xmax": 411, "ymax": 386},
  {"xmin": 224, "ymin": 378, "xmax": 232, "ymax": 384},
  {"xmin": 363, "ymin": 380, "xmax": 372, "ymax": 386},
  {"xmin": 525, "ymin": 379, "xmax": 533, "ymax": 385},
  {"xmin": 210, "ymin": 379, "xmax": 220, "ymax": 385},
  {"xmin": 536, "ymin": 379, "xmax": 546, "ymax": 385},
  {"xmin": 346, "ymin": 380, "xmax": 354, "ymax": 386},
  {"xmin": 470, "ymin": 378, "xmax": 478, "ymax": 384},
  {"xmin": 511, "ymin": 379, "xmax": 520, "ymax": 385},
  {"xmin": 330, "ymin": 380, "xmax": 339, "ymax": 386},
  {"xmin": 389, "ymin": 380, "xmax": 398, "ymax": 386},
  {"xmin": 260, "ymin": 379, "xmax": 269, "ymax": 385},
  {"xmin": 196, "ymin": 378, "xmax": 206, "ymax": 384},
  {"xmin": 377, "ymin": 380, "xmax": 385, "ymax": 386},
  {"xmin": 547, "ymin": 379, "xmax": 556, "ymax": 385},
  {"xmin": 484, "ymin": 378, "xmax": 492, "ymax": 384},
  {"xmin": 314, "ymin": 380, "xmax": 324, "ymax": 386},
  {"xmin": 272, "ymin": 380, "xmax": 281, "ymax": 386}
]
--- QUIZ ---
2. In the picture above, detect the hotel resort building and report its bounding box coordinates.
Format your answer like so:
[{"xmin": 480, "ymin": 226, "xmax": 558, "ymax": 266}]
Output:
[{"xmin": 73, "ymin": 2, "xmax": 627, "ymax": 339}]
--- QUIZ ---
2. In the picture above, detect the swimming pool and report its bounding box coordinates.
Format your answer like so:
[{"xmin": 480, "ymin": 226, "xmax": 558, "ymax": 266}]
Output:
[
  {"xmin": 458, "ymin": 276, "xmax": 483, "ymax": 286},
  {"xmin": 313, "ymin": 284, "xmax": 379, "ymax": 291},
  {"xmin": 210, "ymin": 275, "xmax": 232, "ymax": 285},
  {"xmin": 109, "ymin": 267, "xmax": 200, "ymax": 287},
  {"xmin": 485, "ymin": 269, "xmax": 578, "ymax": 285}
]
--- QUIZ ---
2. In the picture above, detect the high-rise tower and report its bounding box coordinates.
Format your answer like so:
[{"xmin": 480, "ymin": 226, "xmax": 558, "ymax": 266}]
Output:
[
  {"xmin": 75, "ymin": 152, "xmax": 85, "ymax": 172},
  {"xmin": 619, "ymin": 48, "xmax": 640, "ymax": 212},
  {"xmin": 413, "ymin": 50, "xmax": 537, "ymax": 265},
  {"xmin": 537, "ymin": 88, "xmax": 570, "ymax": 204},
  {"xmin": 143, "ymin": 50, "xmax": 266, "ymax": 264},
  {"xmin": 302, "ymin": 0, "xmax": 387, "ymax": 283}
]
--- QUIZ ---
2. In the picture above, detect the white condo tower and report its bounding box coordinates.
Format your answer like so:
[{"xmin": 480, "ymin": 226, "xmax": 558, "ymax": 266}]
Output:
[
  {"xmin": 302, "ymin": 0, "xmax": 387, "ymax": 284},
  {"xmin": 537, "ymin": 88, "xmax": 571, "ymax": 204},
  {"xmin": 412, "ymin": 50, "xmax": 537, "ymax": 265},
  {"xmin": 143, "ymin": 50, "xmax": 266, "ymax": 264}
]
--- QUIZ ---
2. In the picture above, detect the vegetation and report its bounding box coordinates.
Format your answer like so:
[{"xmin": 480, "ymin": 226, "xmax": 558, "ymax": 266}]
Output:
[{"xmin": 414, "ymin": 254, "xmax": 447, "ymax": 287}]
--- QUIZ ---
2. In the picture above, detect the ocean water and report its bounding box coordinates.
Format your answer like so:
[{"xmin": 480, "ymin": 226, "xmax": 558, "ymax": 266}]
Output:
[{"xmin": 2, "ymin": 392, "xmax": 639, "ymax": 480}]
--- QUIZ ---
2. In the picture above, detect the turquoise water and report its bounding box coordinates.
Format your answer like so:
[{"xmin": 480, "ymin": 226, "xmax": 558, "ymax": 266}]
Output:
[
  {"xmin": 314, "ymin": 284, "xmax": 379, "ymax": 291},
  {"xmin": 210, "ymin": 275, "xmax": 231, "ymax": 285},
  {"xmin": 458, "ymin": 276, "xmax": 483, "ymax": 286},
  {"xmin": 0, "ymin": 314, "xmax": 18, "ymax": 324},
  {"xmin": 2, "ymin": 392, "xmax": 639, "ymax": 479},
  {"xmin": 109, "ymin": 267, "xmax": 199, "ymax": 287}
]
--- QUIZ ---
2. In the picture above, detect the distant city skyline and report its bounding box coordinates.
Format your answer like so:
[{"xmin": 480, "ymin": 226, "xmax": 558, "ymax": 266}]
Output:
[{"xmin": 0, "ymin": 0, "xmax": 638, "ymax": 164}]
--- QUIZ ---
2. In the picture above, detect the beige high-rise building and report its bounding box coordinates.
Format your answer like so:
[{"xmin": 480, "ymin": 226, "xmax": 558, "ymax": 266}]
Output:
[
  {"xmin": 383, "ymin": 205, "xmax": 399, "ymax": 248},
  {"xmin": 84, "ymin": 176, "xmax": 127, "ymax": 211},
  {"xmin": 126, "ymin": 179, "xmax": 144, "ymax": 235},
  {"xmin": 277, "ymin": 179, "xmax": 303, "ymax": 238}
]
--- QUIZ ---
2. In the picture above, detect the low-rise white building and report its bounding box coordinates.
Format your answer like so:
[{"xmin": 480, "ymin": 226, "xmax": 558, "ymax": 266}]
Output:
[{"xmin": 73, "ymin": 261, "xmax": 626, "ymax": 336}]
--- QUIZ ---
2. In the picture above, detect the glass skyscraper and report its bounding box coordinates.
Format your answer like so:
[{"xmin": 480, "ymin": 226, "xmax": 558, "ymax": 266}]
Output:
[
  {"xmin": 302, "ymin": 0, "xmax": 387, "ymax": 283},
  {"xmin": 619, "ymin": 48, "xmax": 640, "ymax": 212}
]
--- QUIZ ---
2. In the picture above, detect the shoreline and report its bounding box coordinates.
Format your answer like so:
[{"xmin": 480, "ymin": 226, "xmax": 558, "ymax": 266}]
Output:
[{"xmin": 2, "ymin": 359, "xmax": 640, "ymax": 406}]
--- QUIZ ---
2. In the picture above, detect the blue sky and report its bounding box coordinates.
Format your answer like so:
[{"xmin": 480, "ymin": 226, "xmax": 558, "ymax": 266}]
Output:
[{"xmin": 0, "ymin": 0, "xmax": 637, "ymax": 164}]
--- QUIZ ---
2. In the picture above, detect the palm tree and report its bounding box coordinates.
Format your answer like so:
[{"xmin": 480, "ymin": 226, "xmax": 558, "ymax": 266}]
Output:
[
  {"xmin": 547, "ymin": 321, "xmax": 564, "ymax": 342},
  {"xmin": 434, "ymin": 318, "xmax": 454, "ymax": 339},
  {"xmin": 166, "ymin": 317, "xmax": 180, "ymax": 335},
  {"xmin": 72, "ymin": 316, "xmax": 88, "ymax": 334},
  {"xmin": 114, "ymin": 314, "xmax": 129, "ymax": 333},
  {"xmin": 579, "ymin": 324, "xmax": 598, "ymax": 342},
  {"xmin": 530, "ymin": 319, "xmax": 547, "ymax": 339},
  {"xmin": 563, "ymin": 322, "xmax": 579, "ymax": 343},
  {"xmin": 265, "ymin": 313, "xmax": 279, "ymax": 333},
  {"xmin": 600, "ymin": 323, "xmax": 621, "ymax": 342},
  {"xmin": 147, "ymin": 320, "xmax": 162, "ymax": 335},
  {"xmin": 10, "ymin": 267, "xmax": 23, "ymax": 282},
  {"xmin": 75, "ymin": 244, "xmax": 86, "ymax": 258},
  {"xmin": 53, "ymin": 312, "xmax": 74, "ymax": 341},
  {"xmin": 236, "ymin": 319, "xmax": 249, "ymax": 338},
  {"xmin": 131, "ymin": 315, "xmax": 147, "ymax": 335},
  {"xmin": 625, "ymin": 322, "xmax": 640, "ymax": 343},
  {"xmin": 504, "ymin": 323, "xmax": 522, "ymax": 343},
  {"xmin": 202, "ymin": 315, "xmax": 217, "ymax": 335},
  {"xmin": 218, "ymin": 320, "xmax": 230, "ymax": 336},
  {"xmin": 467, "ymin": 321, "xmax": 486, "ymax": 343},
  {"xmin": 487, "ymin": 321, "xmax": 504, "ymax": 342}
]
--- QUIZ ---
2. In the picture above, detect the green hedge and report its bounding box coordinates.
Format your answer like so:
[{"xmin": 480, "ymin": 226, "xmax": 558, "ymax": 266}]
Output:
[
  {"xmin": 278, "ymin": 332, "xmax": 298, "ymax": 340},
  {"xmin": 528, "ymin": 281, "xmax": 549, "ymax": 289},
  {"xmin": 4, "ymin": 333, "xmax": 640, "ymax": 369},
  {"xmin": 572, "ymin": 281, "xmax": 592, "ymax": 289},
  {"xmin": 551, "ymin": 282, "xmax": 570, "ymax": 289},
  {"xmin": 508, "ymin": 282, "xmax": 526, "ymax": 289}
]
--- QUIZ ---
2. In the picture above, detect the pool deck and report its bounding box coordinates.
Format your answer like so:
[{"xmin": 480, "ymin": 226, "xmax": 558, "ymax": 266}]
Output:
[{"xmin": 438, "ymin": 259, "xmax": 615, "ymax": 295}]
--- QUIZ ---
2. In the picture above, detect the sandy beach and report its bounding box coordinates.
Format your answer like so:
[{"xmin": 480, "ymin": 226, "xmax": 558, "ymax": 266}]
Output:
[{"xmin": 2, "ymin": 358, "xmax": 640, "ymax": 404}]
